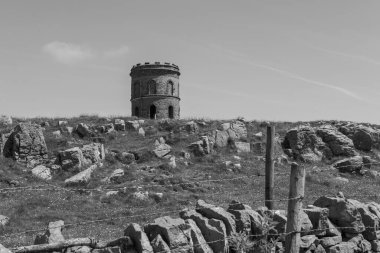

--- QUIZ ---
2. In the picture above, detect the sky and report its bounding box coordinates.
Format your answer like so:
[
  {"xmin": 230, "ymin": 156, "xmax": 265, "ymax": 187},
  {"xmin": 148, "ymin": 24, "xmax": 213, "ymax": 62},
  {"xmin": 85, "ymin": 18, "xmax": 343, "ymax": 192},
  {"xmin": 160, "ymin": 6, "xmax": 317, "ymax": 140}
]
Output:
[{"xmin": 1, "ymin": 1, "xmax": 380, "ymax": 123}]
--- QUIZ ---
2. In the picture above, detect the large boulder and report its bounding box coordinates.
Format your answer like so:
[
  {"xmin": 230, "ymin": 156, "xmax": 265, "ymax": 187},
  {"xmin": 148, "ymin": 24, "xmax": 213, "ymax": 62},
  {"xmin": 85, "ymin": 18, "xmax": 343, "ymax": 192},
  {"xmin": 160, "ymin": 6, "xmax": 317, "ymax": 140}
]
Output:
[
  {"xmin": 64, "ymin": 164, "xmax": 97, "ymax": 186},
  {"xmin": 58, "ymin": 147, "xmax": 86, "ymax": 171},
  {"xmin": 282, "ymin": 126, "xmax": 327, "ymax": 162},
  {"xmin": 34, "ymin": 220, "xmax": 65, "ymax": 245},
  {"xmin": 180, "ymin": 209, "xmax": 228, "ymax": 253},
  {"xmin": 124, "ymin": 223, "xmax": 153, "ymax": 253},
  {"xmin": 316, "ymin": 125, "xmax": 356, "ymax": 157},
  {"xmin": 313, "ymin": 196, "xmax": 365, "ymax": 234},
  {"xmin": 353, "ymin": 126, "xmax": 377, "ymax": 151},
  {"xmin": 3, "ymin": 123, "xmax": 48, "ymax": 168},
  {"xmin": 81, "ymin": 143, "xmax": 105, "ymax": 164},
  {"xmin": 144, "ymin": 216, "xmax": 192, "ymax": 251}
]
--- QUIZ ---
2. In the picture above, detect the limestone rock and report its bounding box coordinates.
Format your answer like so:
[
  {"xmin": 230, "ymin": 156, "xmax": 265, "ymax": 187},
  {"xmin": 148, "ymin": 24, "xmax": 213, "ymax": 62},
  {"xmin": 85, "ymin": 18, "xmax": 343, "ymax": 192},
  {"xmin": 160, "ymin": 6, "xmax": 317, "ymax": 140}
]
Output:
[
  {"xmin": 151, "ymin": 234, "xmax": 170, "ymax": 253},
  {"xmin": 234, "ymin": 141, "xmax": 251, "ymax": 153},
  {"xmin": 126, "ymin": 121, "xmax": 140, "ymax": 131},
  {"xmin": 228, "ymin": 120, "xmax": 247, "ymax": 140},
  {"xmin": 0, "ymin": 243, "xmax": 12, "ymax": 253},
  {"xmin": 115, "ymin": 119, "xmax": 126, "ymax": 131},
  {"xmin": 138, "ymin": 127, "xmax": 145, "ymax": 137},
  {"xmin": 282, "ymin": 126, "xmax": 326, "ymax": 162},
  {"xmin": 188, "ymin": 136, "xmax": 211, "ymax": 157},
  {"xmin": 314, "ymin": 196, "xmax": 365, "ymax": 234},
  {"xmin": 227, "ymin": 201, "xmax": 265, "ymax": 236},
  {"xmin": 153, "ymin": 144, "xmax": 171, "ymax": 158},
  {"xmin": 185, "ymin": 121, "xmax": 199, "ymax": 134},
  {"xmin": 316, "ymin": 125, "xmax": 356, "ymax": 157},
  {"xmin": 349, "ymin": 199, "xmax": 379, "ymax": 240},
  {"xmin": 304, "ymin": 206, "xmax": 340, "ymax": 237},
  {"xmin": 108, "ymin": 169, "xmax": 125, "ymax": 183},
  {"xmin": 196, "ymin": 199, "xmax": 236, "ymax": 236},
  {"xmin": 333, "ymin": 156, "xmax": 363, "ymax": 173},
  {"xmin": 329, "ymin": 242, "xmax": 356, "ymax": 253},
  {"xmin": 0, "ymin": 115, "xmax": 12, "ymax": 126},
  {"xmin": 81, "ymin": 143, "xmax": 105, "ymax": 164},
  {"xmin": 34, "ymin": 220, "xmax": 65, "ymax": 245},
  {"xmin": 352, "ymin": 126, "xmax": 378, "ymax": 151},
  {"xmin": 32, "ymin": 165, "xmax": 52, "ymax": 180},
  {"xmin": 52, "ymin": 130, "xmax": 61, "ymax": 138},
  {"xmin": 3, "ymin": 123, "xmax": 48, "ymax": 168},
  {"xmin": 75, "ymin": 123, "xmax": 92, "ymax": 138},
  {"xmin": 58, "ymin": 120, "xmax": 68, "ymax": 126},
  {"xmin": 64, "ymin": 246, "xmax": 92, "ymax": 253},
  {"xmin": 185, "ymin": 219, "xmax": 213, "ymax": 253},
  {"xmin": 318, "ymin": 235, "xmax": 342, "ymax": 248},
  {"xmin": 300, "ymin": 235, "xmax": 317, "ymax": 249},
  {"xmin": 59, "ymin": 147, "xmax": 86, "ymax": 171},
  {"xmin": 0, "ymin": 215, "xmax": 9, "ymax": 227},
  {"xmin": 124, "ymin": 223, "xmax": 154, "ymax": 253},
  {"xmin": 144, "ymin": 216, "xmax": 192, "ymax": 251},
  {"xmin": 213, "ymin": 130, "xmax": 229, "ymax": 148},
  {"xmin": 64, "ymin": 164, "xmax": 97, "ymax": 186},
  {"xmin": 180, "ymin": 209, "xmax": 228, "ymax": 253}
]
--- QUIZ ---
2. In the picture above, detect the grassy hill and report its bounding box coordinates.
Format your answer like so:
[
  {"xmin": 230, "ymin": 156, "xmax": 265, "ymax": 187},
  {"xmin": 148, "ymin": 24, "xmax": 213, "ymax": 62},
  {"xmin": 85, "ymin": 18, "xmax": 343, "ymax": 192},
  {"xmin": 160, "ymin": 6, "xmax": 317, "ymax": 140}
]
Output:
[{"xmin": 1, "ymin": 115, "xmax": 380, "ymax": 248}]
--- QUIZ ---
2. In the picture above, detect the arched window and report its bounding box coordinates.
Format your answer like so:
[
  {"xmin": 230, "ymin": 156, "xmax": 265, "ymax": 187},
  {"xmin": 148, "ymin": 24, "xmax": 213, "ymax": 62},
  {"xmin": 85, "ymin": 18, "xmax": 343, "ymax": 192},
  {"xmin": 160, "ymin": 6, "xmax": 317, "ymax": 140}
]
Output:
[
  {"xmin": 168, "ymin": 106, "xmax": 174, "ymax": 119},
  {"xmin": 133, "ymin": 81, "xmax": 140, "ymax": 97},
  {"xmin": 148, "ymin": 80, "xmax": 156, "ymax": 94},
  {"xmin": 150, "ymin": 105, "xmax": 156, "ymax": 119},
  {"xmin": 167, "ymin": 80, "xmax": 174, "ymax": 95},
  {"xmin": 134, "ymin": 107, "xmax": 139, "ymax": 117}
]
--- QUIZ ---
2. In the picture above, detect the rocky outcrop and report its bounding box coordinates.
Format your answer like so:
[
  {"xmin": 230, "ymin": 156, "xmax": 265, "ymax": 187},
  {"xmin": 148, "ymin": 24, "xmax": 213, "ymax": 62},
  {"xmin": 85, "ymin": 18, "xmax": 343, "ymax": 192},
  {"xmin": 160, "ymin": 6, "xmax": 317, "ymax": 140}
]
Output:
[
  {"xmin": 3, "ymin": 123, "xmax": 48, "ymax": 168},
  {"xmin": 316, "ymin": 125, "xmax": 357, "ymax": 157}
]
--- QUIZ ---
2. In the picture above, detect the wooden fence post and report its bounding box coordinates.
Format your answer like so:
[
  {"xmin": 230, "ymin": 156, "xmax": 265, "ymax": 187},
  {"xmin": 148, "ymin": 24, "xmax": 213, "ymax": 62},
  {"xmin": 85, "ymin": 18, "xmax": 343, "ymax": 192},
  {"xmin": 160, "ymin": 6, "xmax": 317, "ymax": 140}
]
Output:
[
  {"xmin": 265, "ymin": 124, "xmax": 275, "ymax": 210},
  {"xmin": 284, "ymin": 162, "xmax": 305, "ymax": 253}
]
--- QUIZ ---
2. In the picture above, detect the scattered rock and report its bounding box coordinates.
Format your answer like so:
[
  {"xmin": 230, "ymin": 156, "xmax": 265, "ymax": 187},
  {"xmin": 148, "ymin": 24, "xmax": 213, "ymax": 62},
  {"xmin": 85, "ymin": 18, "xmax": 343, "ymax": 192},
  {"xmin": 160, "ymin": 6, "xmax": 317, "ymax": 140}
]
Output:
[
  {"xmin": 0, "ymin": 215, "xmax": 9, "ymax": 227},
  {"xmin": 138, "ymin": 127, "xmax": 145, "ymax": 137},
  {"xmin": 126, "ymin": 121, "xmax": 140, "ymax": 131},
  {"xmin": 75, "ymin": 123, "xmax": 92, "ymax": 138},
  {"xmin": 168, "ymin": 156, "xmax": 176, "ymax": 169},
  {"xmin": 150, "ymin": 234, "xmax": 170, "ymax": 253},
  {"xmin": 188, "ymin": 136, "xmax": 211, "ymax": 156},
  {"xmin": 3, "ymin": 123, "xmax": 48, "ymax": 168},
  {"xmin": 115, "ymin": 119, "xmax": 126, "ymax": 131},
  {"xmin": 108, "ymin": 169, "xmax": 125, "ymax": 183},
  {"xmin": 185, "ymin": 121, "xmax": 199, "ymax": 134},
  {"xmin": 153, "ymin": 143, "xmax": 171, "ymax": 158},
  {"xmin": 64, "ymin": 164, "xmax": 98, "ymax": 186},
  {"xmin": 81, "ymin": 143, "xmax": 105, "ymax": 165},
  {"xmin": 58, "ymin": 120, "xmax": 68, "ymax": 126},
  {"xmin": 34, "ymin": 220, "xmax": 65, "ymax": 245},
  {"xmin": 32, "ymin": 165, "xmax": 52, "ymax": 180},
  {"xmin": 59, "ymin": 147, "xmax": 86, "ymax": 171},
  {"xmin": 333, "ymin": 156, "xmax": 363, "ymax": 173},
  {"xmin": 52, "ymin": 130, "xmax": 61, "ymax": 138},
  {"xmin": 0, "ymin": 115, "xmax": 12, "ymax": 127},
  {"xmin": 124, "ymin": 223, "xmax": 154, "ymax": 253},
  {"xmin": 300, "ymin": 235, "xmax": 317, "ymax": 249},
  {"xmin": 318, "ymin": 235, "xmax": 342, "ymax": 248},
  {"xmin": 132, "ymin": 191, "xmax": 149, "ymax": 201},
  {"xmin": 234, "ymin": 141, "xmax": 251, "ymax": 153}
]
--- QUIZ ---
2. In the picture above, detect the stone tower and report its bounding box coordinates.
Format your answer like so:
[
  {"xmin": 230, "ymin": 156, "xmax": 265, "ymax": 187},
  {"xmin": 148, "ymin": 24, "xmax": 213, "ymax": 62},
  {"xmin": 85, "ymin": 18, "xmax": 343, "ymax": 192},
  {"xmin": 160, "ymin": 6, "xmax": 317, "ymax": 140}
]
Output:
[{"xmin": 130, "ymin": 62, "xmax": 180, "ymax": 119}]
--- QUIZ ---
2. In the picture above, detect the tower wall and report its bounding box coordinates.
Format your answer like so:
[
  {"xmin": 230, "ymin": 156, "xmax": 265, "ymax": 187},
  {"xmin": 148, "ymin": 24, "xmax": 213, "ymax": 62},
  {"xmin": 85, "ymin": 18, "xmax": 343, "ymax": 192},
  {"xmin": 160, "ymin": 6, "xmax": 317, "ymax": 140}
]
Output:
[{"xmin": 130, "ymin": 62, "xmax": 181, "ymax": 119}]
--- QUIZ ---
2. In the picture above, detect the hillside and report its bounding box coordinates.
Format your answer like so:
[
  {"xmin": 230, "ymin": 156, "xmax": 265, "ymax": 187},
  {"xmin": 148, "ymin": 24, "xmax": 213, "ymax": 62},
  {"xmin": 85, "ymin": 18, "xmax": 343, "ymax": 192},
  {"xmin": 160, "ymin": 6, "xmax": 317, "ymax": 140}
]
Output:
[{"xmin": 1, "ymin": 115, "xmax": 380, "ymax": 250}]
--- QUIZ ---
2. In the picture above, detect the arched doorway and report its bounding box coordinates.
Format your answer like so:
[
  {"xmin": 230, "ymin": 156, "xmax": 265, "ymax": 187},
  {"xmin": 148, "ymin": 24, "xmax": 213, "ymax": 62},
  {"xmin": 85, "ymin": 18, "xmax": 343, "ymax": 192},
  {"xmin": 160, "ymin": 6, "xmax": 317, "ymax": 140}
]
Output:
[
  {"xmin": 168, "ymin": 106, "xmax": 174, "ymax": 119},
  {"xmin": 134, "ymin": 107, "xmax": 139, "ymax": 117},
  {"xmin": 150, "ymin": 105, "xmax": 156, "ymax": 119}
]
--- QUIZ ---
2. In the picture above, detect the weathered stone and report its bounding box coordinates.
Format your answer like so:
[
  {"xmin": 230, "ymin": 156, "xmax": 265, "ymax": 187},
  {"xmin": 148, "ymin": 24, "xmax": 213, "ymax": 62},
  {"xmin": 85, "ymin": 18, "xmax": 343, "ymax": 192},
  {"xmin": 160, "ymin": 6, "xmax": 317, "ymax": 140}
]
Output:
[
  {"xmin": 333, "ymin": 156, "xmax": 363, "ymax": 173},
  {"xmin": 64, "ymin": 246, "xmax": 92, "ymax": 253},
  {"xmin": 0, "ymin": 215, "xmax": 9, "ymax": 227},
  {"xmin": 0, "ymin": 115, "xmax": 12, "ymax": 126},
  {"xmin": 144, "ymin": 216, "xmax": 192, "ymax": 251},
  {"xmin": 329, "ymin": 242, "xmax": 356, "ymax": 253},
  {"xmin": 315, "ymin": 244, "xmax": 326, "ymax": 253},
  {"xmin": 228, "ymin": 121, "xmax": 247, "ymax": 140},
  {"xmin": 76, "ymin": 123, "xmax": 92, "ymax": 138},
  {"xmin": 304, "ymin": 206, "xmax": 330, "ymax": 236},
  {"xmin": 273, "ymin": 210, "xmax": 287, "ymax": 234},
  {"xmin": 213, "ymin": 130, "xmax": 229, "ymax": 148},
  {"xmin": 32, "ymin": 165, "xmax": 52, "ymax": 180},
  {"xmin": 316, "ymin": 125, "xmax": 356, "ymax": 157},
  {"xmin": 0, "ymin": 243, "xmax": 13, "ymax": 253},
  {"xmin": 185, "ymin": 121, "xmax": 199, "ymax": 134},
  {"xmin": 234, "ymin": 141, "xmax": 251, "ymax": 153},
  {"xmin": 282, "ymin": 126, "xmax": 326, "ymax": 162},
  {"xmin": 353, "ymin": 126, "xmax": 375, "ymax": 151},
  {"xmin": 314, "ymin": 196, "xmax": 365, "ymax": 234},
  {"xmin": 52, "ymin": 130, "xmax": 61, "ymax": 138},
  {"xmin": 318, "ymin": 235, "xmax": 342, "ymax": 248},
  {"xmin": 185, "ymin": 219, "xmax": 213, "ymax": 253},
  {"xmin": 168, "ymin": 156, "xmax": 176, "ymax": 169},
  {"xmin": 300, "ymin": 235, "xmax": 317, "ymax": 249},
  {"xmin": 349, "ymin": 199, "xmax": 379, "ymax": 241},
  {"xmin": 108, "ymin": 169, "xmax": 125, "ymax": 183},
  {"xmin": 151, "ymin": 234, "xmax": 170, "ymax": 253},
  {"xmin": 115, "ymin": 119, "xmax": 126, "ymax": 131},
  {"xmin": 188, "ymin": 137, "xmax": 211, "ymax": 157},
  {"xmin": 126, "ymin": 121, "xmax": 140, "ymax": 131},
  {"xmin": 34, "ymin": 220, "xmax": 65, "ymax": 245},
  {"xmin": 138, "ymin": 128, "xmax": 145, "ymax": 137},
  {"xmin": 91, "ymin": 246, "xmax": 121, "ymax": 253},
  {"xmin": 180, "ymin": 209, "xmax": 228, "ymax": 253},
  {"xmin": 3, "ymin": 123, "xmax": 48, "ymax": 168},
  {"xmin": 370, "ymin": 240, "xmax": 380, "ymax": 251},
  {"xmin": 124, "ymin": 223, "xmax": 153, "ymax": 253},
  {"xmin": 81, "ymin": 143, "xmax": 105, "ymax": 165},
  {"xmin": 59, "ymin": 147, "xmax": 86, "ymax": 171},
  {"xmin": 58, "ymin": 120, "xmax": 68, "ymax": 126},
  {"xmin": 64, "ymin": 164, "xmax": 97, "ymax": 186},
  {"xmin": 362, "ymin": 156, "xmax": 373, "ymax": 169},
  {"xmin": 348, "ymin": 234, "xmax": 372, "ymax": 252},
  {"xmin": 227, "ymin": 209, "xmax": 252, "ymax": 234},
  {"xmin": 196, "ymin": 199, "xmax": 236, "ymax": 235},
  {"xmin": 153, "ymin": 144, "xmax": 171, "ymax": 158}
]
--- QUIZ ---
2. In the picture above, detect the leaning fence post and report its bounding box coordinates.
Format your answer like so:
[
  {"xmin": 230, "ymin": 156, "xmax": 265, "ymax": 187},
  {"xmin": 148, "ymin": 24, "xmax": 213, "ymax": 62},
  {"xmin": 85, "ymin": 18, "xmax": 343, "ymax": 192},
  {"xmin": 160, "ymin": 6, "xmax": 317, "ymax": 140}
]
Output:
[
  {"xmin": 265, "ymin": 124, "xmax": 275, "ymax": 210},
  {"xmin": 284, "ymin": 162, "xmax": 305, "ymax": 253}
]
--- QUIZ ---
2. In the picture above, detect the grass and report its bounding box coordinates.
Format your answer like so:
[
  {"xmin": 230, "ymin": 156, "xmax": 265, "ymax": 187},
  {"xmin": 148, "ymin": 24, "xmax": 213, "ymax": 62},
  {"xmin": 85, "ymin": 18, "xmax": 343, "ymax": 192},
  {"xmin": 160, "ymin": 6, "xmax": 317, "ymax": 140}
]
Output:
[{"xmin": 1, "ymin": 116, "xmax": 380, "ymax": 248}]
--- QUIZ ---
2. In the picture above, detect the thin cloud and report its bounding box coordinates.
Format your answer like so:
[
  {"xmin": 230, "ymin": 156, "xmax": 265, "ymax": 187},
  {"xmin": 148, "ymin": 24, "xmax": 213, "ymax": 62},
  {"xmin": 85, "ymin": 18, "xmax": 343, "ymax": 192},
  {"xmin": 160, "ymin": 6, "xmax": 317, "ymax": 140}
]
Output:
[
  {"xmin": 43, "ymin": 41, "xmax": 94, "ymax": 64},
  {"xmin": 104, "ymin": 45, "xmax": 129, "ymax": 58},
  {"xmin": 207, "ymin": 43, "xmax": 362, "ymax": 101},
  {"xmin": 310, "ymin": 45, "xmax": 380, "ymax": 66}
]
